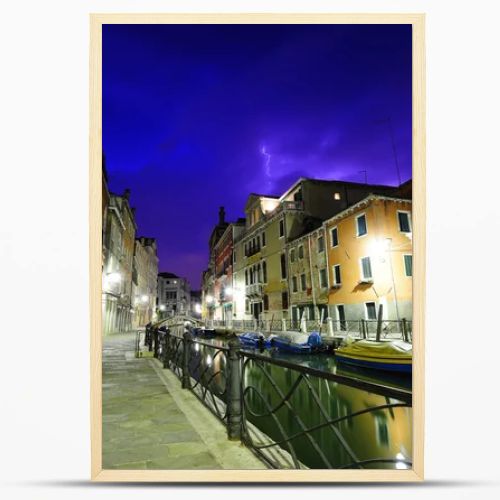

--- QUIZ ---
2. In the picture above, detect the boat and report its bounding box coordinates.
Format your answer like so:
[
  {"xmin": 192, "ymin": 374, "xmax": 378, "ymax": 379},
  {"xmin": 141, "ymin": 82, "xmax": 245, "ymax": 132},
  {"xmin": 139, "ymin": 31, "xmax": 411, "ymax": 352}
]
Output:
[
  {"xmin": 238, "ymin": 332, "xmax": 272, "ymax": 349},
  {"xmin": 335, "ymin": 338, "xmax": 412, "ymax": 373},
  {"xmin": 270, "ymin": 331, "xmax": 323, "ymax": 354},
  {"xmin": 192, "ymin": 327, "xmax": 217, "ymax": 338}
]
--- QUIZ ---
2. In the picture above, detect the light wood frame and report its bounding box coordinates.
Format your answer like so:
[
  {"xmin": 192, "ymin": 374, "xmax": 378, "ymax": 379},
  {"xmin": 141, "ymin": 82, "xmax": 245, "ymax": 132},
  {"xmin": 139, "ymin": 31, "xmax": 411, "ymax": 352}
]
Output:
[{"xmin": 90, "ymin": 13, "xmax": 425, "ymax": 482}]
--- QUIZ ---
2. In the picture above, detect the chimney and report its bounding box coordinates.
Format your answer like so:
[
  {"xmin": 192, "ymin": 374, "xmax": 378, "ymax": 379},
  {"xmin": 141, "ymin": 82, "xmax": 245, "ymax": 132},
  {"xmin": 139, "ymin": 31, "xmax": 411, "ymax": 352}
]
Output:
[
  {"xmin": 123, "ymin": 188, "xmax": 131, "ymax": 200},
  {"xmin": 218, "ymin": 206, "xmax": 225, "ymax": 225}
]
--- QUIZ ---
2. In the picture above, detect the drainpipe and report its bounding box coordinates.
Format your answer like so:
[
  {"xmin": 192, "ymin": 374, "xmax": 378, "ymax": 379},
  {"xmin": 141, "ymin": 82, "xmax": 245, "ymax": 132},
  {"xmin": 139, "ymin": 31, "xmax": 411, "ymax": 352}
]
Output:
[{"xmin": 307, "ymin": 234, "xmax": 317, "ymax": 319}]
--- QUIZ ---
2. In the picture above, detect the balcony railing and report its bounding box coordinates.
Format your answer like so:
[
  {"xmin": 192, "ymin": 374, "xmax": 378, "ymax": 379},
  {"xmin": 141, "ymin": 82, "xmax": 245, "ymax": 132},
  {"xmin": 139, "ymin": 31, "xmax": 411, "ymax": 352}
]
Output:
[
  {"xmin": 281, "ymin": 200, "xmax": 304, "ymax": 211},
  {"xmin": 245, "ymin": 243, "xmax": 261, "ymax": 257},
  {"xmin": 246, "ymin": 283, "xmax": 263, "ymax": 297}
]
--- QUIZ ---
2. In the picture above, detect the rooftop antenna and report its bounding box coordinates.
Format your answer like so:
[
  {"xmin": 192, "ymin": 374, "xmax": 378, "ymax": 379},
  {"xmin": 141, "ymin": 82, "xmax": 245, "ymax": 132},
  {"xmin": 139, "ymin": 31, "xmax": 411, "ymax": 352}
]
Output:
[
  {"xmin": 375, "ymin": 117, "xmax": 402, "ymax": 186},
  {"xmin": 358, "ymin": 170, "xmax": 368, "ymax": 184}
]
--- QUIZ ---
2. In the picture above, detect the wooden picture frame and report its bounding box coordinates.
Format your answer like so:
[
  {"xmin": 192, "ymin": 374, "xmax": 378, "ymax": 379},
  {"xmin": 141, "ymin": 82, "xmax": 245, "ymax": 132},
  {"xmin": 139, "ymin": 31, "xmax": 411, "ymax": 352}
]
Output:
[{"xmin": 90, "ymin": 13, "xmax": 425, "ymax": 482}]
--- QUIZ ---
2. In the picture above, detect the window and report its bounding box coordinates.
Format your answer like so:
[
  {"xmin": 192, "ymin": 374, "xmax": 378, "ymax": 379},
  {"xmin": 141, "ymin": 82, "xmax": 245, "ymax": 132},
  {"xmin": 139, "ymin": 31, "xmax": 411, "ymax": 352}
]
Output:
[
  {"xmin": 365, "ymin": 302, "xmax": 377, "ymax": 320},
  {"xmin": 262, "ymin": 261, "xmax": 267, "ymax": 283},
  {"xmin": 292, "ymin": 276, "xmax": 298, "ymax": 292},
  {"xmin": 331, "ymin": 227, "xmax": 339, "ymax": 247},
  {"xmin": 233, "ymin": 250, "xmax": 236, "ymax": 263},
  {"xmin": 279, "ymin": 219, "xmax": 285, "ymax": 238},
  {"xmin": 263, "ymin": 294, "xmax": 269, "ymax": 311},
  {"xmin": 245, "ymin": 299, "xmax": 250, "ymax": 313},
  {"xmin": 319, "ymin": 268, "xmax": 328, "ymax": 288},
  {"xmin": 360, "ymin": 256, "xmax": 373, "ymax": 281},
  {"xmin": 262, "ymin": 231, "xmax": 266, "ymax": 247},
  {"xmin": 398, "ymin": 211, "xmax": 411, "ymax": 233},
  {"xmin": 281, "ymin": 291, "xmax": 289, "ymax": 310},
  {"xmin": 298, "ymin": 245, "xmax": 304, "ymax": 260},
  {"xmin": 317, "ymin": 235, "xmax": 325, "ymax": 253},
  {"xmin": 356, "ymin": 214, "xmax": 367, "ymax": 237},
  {"xmin": 334, "ymin": 192, "xmax": 341, "ymax": 200},
  {"xmin": 280, "ymin": 253, "xmax": 287, "ymax": 279},
  {"xmin": 333, "ymin": 264, "xmax": 341, "ymax": 285},
  {"xmin": 245, "ymin": 269, "xmax": 248, "ymax": 285},
  {"xmin": 404, "ymin": 254, "xmax": 413, "ymax": 277},
  {"xmin": 290, "ymin": 248, "xmax": 296, "ymax": 263},
  {"xmin": 300, "ymin": 273, "xmax": 307, "ymax": 291}
]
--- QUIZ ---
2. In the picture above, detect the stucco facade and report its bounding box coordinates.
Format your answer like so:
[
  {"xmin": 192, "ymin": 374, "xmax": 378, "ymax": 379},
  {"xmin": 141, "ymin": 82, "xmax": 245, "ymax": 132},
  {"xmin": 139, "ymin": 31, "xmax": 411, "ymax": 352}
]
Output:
[{"xmin": 324, "ymin": 195, "xmax": 413, "ymax": 329}]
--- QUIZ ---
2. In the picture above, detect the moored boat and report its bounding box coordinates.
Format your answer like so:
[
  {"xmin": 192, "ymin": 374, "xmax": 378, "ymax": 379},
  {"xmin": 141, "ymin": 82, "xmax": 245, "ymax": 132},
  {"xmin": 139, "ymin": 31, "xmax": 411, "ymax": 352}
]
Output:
[{"xmin": 335, "ymin": 338, "xmax": 412, "ymax": 373}]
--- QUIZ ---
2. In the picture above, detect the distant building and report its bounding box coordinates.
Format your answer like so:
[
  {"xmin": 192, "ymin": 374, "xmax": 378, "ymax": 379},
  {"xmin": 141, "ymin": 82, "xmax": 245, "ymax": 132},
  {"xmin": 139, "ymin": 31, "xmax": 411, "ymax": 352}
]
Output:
[
  {"xmin": 157, "ymin": 272, "xmax": 191, "ymax": 319},
  {"xmin": 102, "ymin": 188, "xmax": 137, "ymax": 334},
  {"xmin": 201, "ymin": 207, "xmax": 229, "ymax": 320},
  {"xmin": 132, "ymin": 237, "xmax": 159, "ymax": 328},
  {"xmin": 212, "ymin": 220, "xmax": 246, "ymax": 322}
]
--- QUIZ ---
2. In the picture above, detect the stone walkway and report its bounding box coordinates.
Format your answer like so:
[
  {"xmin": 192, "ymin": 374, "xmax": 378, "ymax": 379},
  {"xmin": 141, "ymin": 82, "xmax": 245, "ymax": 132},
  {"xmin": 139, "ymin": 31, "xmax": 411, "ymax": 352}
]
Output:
[{"xmin": 102, "ymin": 332, "xmax": 265, "ymax": 470}]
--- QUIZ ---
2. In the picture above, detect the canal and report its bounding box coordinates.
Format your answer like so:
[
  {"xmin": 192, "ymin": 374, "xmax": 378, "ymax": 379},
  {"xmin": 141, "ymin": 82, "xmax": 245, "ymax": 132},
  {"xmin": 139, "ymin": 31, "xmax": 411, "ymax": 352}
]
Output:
[{"xmin": 183, "ymin": 334, "xmax": 412, "ymax": 470}]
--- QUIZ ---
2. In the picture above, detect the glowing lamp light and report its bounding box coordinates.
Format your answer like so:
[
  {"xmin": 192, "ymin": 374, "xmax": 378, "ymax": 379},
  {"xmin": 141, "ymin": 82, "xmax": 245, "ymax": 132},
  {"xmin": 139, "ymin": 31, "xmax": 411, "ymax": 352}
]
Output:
[
  {"xmin": 107, "ymin": 272, "xmax": 121, "ymax": 284},
  {"xmin": 194, "ymin": 303, "xmax": 202, "ymax": 314},
  {"xmin": 206, "ymin": 295, "xmax": 214, "ymax": 304},
  {"xmin": 159, "ymin": 304, "xmax": 166, "ymax": 311},
  {"xmin": 224, "ymin": 286, "xmax": 233, "ymax": 296},
  {"xmin": 395, "ymin": 452, "xmax": 408, "ymax": 470},
  {"xmin": 206, "ymin": 355, "xmax": 212, "ymax": 366},
  {"xmin": 141, "ymin": 295, "xmax": 148, "ymax": 303},
  {"xmin": 370, "ymin": 238, "xmax": 391, "ymax": 258}
]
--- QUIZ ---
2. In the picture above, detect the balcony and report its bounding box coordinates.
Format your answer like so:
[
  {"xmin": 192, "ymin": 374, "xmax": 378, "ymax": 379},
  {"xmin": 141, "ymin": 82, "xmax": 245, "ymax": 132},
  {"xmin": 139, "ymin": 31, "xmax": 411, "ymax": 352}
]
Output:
[
  {"xmin": 246, "ymin": 283, "xmax": 263, "ymax": 297},
  {"xmin": 245, "ymin": 243, "xmax": 261, "ymax": 257},
  {"xmin": 281, "ymin": 200, "xmax": 304, "ymax": 211}
]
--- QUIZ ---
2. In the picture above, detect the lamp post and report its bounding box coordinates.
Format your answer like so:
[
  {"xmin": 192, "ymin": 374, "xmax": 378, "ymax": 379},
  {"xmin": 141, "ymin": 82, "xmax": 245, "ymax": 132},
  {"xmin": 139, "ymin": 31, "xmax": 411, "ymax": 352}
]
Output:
[{"xmin": 385, "ymin": 238, "xmax": 401, "ymax": 324}]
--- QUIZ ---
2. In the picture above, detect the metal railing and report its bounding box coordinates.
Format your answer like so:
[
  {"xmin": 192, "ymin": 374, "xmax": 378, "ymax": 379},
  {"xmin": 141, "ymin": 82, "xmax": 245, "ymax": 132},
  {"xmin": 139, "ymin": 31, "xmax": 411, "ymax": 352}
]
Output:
[
  {"xmin": 148, "ymin": 320, "xmax": 413, "ymax": 469},
  {"xmin": 207, "ymin": 318, "xmax": 412, "ymax": 342}
]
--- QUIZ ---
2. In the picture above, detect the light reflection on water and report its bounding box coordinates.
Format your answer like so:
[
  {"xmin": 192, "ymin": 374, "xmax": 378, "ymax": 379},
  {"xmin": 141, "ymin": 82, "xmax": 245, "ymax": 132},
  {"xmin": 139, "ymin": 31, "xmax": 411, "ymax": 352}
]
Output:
[{"xmin": 187, "ymin": 336, "xmax": 412, "ymax": 469}]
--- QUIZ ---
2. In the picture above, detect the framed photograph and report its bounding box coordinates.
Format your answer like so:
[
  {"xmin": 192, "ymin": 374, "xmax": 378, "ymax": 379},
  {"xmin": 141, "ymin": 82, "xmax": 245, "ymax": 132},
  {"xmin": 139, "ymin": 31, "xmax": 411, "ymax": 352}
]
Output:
[{"xmin": 90, "ymin": 13, "xmax": 425, "ymax": 482}]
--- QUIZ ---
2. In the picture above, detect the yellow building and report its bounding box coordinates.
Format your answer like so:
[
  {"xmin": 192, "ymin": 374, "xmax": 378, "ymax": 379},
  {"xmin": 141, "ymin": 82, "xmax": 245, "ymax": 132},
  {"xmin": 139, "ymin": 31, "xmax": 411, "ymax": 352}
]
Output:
[{"xmin": 324, "ymin": 195, "xmax": 412, "ymax": 331}]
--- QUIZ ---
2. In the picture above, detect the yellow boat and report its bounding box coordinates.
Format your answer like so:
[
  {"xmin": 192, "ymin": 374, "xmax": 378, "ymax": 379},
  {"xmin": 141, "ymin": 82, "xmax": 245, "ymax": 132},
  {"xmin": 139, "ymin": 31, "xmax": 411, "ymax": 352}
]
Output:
[{"xmin": 335, "ymin": 339, "xmax": 412, "ymax": 374}]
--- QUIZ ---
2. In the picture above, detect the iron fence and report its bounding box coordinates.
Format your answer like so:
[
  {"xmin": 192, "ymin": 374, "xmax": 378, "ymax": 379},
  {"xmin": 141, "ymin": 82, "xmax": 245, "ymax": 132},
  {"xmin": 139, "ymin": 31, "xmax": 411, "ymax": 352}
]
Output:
[
  {"xmin": 207, "ymin": 317, "xmax": 412, "ymax": 342},
  {"xmin": 151, "ymin": 320, "xmax": 413, "ymax": 470}
]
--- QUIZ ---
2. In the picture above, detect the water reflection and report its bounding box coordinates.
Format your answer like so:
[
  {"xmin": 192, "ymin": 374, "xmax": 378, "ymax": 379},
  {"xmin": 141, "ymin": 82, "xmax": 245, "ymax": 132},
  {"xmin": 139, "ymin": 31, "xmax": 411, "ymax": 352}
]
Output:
[{"xmin": 183, "ymin": 336, "xmax": 412, "ymax": 469}]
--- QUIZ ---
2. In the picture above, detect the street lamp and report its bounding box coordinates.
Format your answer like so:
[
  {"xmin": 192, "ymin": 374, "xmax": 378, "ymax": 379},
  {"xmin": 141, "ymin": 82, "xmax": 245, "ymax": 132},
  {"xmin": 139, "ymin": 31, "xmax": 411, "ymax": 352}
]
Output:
[{"xmin": 141, "ymin": 295, "xmax": 148, "ymax": 303}]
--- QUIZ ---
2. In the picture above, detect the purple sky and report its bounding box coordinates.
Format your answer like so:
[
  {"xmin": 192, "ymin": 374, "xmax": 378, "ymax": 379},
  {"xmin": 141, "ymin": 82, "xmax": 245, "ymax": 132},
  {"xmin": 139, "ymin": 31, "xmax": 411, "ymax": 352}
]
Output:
[{"xmin": 103, "ymin": 24, "xmax": 412, "ymax": 288}]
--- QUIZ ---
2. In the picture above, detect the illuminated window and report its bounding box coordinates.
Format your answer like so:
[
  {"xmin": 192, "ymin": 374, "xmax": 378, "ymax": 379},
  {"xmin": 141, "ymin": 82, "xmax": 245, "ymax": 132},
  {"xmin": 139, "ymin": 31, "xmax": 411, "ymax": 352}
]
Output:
[
  {"xmin": 334, "ymin": 192, "xmax": 341, "ymax": 200},
  {"xmin": 279, "ymin": 219, "xmax": 285, "ymax": 238},
  {"xmin": 333, "ymin": 264, "xmax": 342, "ymax": 285},
  {"xmin": 300, "ymin": 273, "xmax": 307, "ymax": 291},
  {"xmin": 319, "ymin": 269, "xmax": 328, "ymax": 288},
  {"xmin": 280, "ymin": 253, "xmax": 287, "ymax": 279},
  {"xmin": 331, "ymin": 227, "xmax": 339, "ymax": 247},
  {"xmin": 365, "ymin": 302, "xmax": 377, "ymax": 320},
  {"xmin": 404, "ymin": 255, "xmax": 413, "ymax": 277},
  {"xmin": 317, "ymin": 235, "xmax": 325, "ymax": 252},
  {"xmin": 360, "ymin": 256, "xmax": 373, "ymax": 280},
  {"xmin": 356, "ymin": 214, "xmax": 367, "ymax": 237},
  {"xmin": 398, "ymin": 211, "xmax": 412, "ymax": 233}
]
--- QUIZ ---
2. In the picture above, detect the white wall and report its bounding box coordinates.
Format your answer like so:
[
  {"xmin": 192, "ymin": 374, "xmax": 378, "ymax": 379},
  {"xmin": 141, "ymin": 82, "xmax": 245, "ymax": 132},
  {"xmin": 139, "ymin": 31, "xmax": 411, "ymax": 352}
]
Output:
[{"xmin": 1, "ymin": 1, "xmax": 500, "ymax": 499}]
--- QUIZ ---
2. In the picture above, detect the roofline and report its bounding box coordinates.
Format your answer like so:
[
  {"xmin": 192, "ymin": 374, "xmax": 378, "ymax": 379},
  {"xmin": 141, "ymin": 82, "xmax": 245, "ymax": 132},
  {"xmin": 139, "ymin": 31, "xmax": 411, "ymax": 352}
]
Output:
[
  {"xmin": 322, "ymin": 194, "xmax": 412, "ymax": 227},
  {"xmin": 278, "ymin": 177, "xmax": 401, "ymax": 202}
]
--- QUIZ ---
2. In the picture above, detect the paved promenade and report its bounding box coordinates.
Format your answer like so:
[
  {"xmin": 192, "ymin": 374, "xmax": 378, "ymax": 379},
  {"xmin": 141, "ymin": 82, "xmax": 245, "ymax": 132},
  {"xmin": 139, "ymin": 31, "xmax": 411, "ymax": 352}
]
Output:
[{"xmin": 102, "ymin": 332, "xmax": 265, "ymax": 470}]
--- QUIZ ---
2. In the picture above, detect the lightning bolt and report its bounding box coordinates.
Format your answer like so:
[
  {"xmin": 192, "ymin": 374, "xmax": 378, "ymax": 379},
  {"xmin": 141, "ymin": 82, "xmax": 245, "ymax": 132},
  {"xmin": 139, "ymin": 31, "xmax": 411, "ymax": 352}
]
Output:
[{"xmin": 260, "ymin": 145, "xmax": 271, "ymax": 177}]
